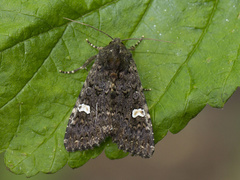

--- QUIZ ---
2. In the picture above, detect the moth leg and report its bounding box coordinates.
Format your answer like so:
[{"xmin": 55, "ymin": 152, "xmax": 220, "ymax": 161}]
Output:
[
  {"xmin": 86, "ymin": 39, "xmax": 103, "ymax": 50},
  {"xmin": 129, "ymin": 35, "xmax": 144, "ymax": 50},
  {"xmin": 143, "ymin": 88, "xmax": 151, "ymax": 91},
  {"xmin": 59, "ymin": 55, "xmax": 97, "ymax": 74}
]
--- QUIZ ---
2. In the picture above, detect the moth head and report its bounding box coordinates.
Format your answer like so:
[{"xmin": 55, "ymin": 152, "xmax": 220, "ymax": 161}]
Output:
[
  {"xmin": 109, "ymin": 38, "xmax": 128, "ymax": 56},
  {"xmin": 100, "ymin": 38, "xmax": 131, "ymax": 71}
]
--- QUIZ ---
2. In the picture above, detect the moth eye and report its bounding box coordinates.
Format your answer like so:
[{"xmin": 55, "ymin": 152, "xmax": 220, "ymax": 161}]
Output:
[{"xmin": 119, "ymin": 47, "xmax": 125, "ymax": 54}]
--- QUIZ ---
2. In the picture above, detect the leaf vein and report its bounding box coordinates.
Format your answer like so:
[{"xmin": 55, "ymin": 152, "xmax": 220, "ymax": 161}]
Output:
[{"xmin": 149, "ymin": 0, "xmax": 219, "ymax": 111}]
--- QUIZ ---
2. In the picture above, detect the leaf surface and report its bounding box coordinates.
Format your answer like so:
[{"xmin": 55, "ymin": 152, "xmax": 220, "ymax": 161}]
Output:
[{"xmin": 0, "ymin": 0, "xmax": 239, "ymax": 176}]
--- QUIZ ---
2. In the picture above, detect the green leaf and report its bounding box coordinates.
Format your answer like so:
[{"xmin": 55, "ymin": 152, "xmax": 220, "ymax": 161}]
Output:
[{"xmin": 0, "ymin": 0, "xmax": 240, "ymax": 177}]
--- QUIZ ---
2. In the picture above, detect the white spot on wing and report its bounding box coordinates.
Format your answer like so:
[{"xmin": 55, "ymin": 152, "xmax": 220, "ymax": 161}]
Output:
[
  {"xmin": 132, "ymin": 108, "xmax": 145, "ymax": 118},
  {"xmin": 72, "ymin": 108, "xmax": 77, "ymax": 114},
  {"xmin": 77, "ymin": 104, "xmax": 90, "ymax": 114}
]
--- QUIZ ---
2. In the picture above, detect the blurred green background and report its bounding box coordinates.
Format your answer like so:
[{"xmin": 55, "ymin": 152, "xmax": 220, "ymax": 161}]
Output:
[{"xmin": 1, "ymin": 88, "xmax": 240, "ymax": 180}]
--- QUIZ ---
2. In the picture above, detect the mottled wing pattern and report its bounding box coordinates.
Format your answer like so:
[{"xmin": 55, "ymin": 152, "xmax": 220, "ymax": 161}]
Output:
[
  {"xmin": 64, "ymin": 57, "xmax": 112, "ymax": 151},
  {"xmin": 64, "ymin": 38, "xmax": 155, "ymax": 158},
  {"xmin": 111, "ymin": 59, "xmax": 155, "ymax": 158}
]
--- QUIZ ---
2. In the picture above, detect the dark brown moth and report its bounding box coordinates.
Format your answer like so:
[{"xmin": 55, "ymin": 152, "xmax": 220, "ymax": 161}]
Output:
[{"xmin": 60, "ymin": 18, "xmax": 155, "ymax": 158}]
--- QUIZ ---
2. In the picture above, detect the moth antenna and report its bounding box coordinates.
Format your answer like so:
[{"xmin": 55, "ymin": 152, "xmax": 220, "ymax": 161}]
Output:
[
  {"xmin": 122, "ymin": 37, "xmax": 174, "ymax": 43},
  {"xmin": 63, "ymin": 17, "xmax": 113, "ymax": 40}
]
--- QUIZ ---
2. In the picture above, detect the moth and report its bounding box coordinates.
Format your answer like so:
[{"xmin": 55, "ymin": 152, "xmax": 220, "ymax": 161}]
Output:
[{"xmin": 60, "ymin": 18, "xmax": 155, "ymax": 158}]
